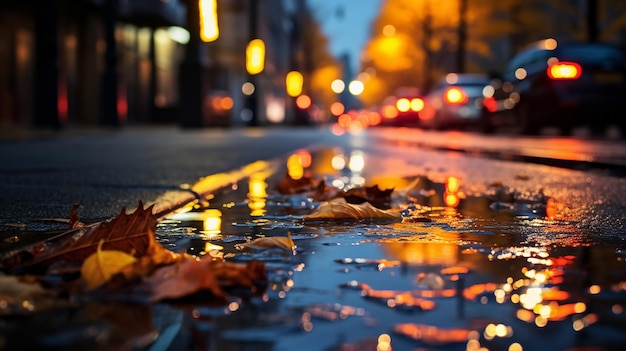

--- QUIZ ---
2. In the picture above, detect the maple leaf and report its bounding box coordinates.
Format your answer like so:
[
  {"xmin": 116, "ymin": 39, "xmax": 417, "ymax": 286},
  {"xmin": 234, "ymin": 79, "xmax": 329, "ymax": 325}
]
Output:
[
  {"xmin": 1, "ymin": 201, "xmax": 170, "ymax": 273},
  {"xmin": 304, "ymin": 198, "xmax": 402, "ymax": 221},
  {"xmin": 1, "ymin": 201, "xmax": 268, "ymax": 306}
]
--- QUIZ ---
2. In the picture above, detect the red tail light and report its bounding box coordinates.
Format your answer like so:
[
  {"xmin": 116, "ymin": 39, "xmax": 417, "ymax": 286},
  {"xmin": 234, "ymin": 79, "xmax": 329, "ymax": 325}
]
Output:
[
  {"xmin": 444, "ymin": 87, "xmax": 468, "ymax": 105},
  {"xmin": 547, "ymin": 61, "xmax": 582, "ymax": 80},
  {"xmin": 483, "ymin": 96, "xmax": 498, "ymax": 112},
  {"xmin": 483, "ymin": 96, "xmax": 497, "ymax": 112}
]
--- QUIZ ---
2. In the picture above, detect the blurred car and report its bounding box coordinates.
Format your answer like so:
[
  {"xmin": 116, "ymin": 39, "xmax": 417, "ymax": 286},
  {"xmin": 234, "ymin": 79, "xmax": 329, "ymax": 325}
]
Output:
[
  {"xmin": 420, "ymin": 73, "xmax": 491, "ymax": 130},
  {"xmin": 481, "ymin": 38, "xmax": 626, "ymax": 135},
  {"xmin": 379, "ymin": 87, "xmax": 424, "ymax": 127}
]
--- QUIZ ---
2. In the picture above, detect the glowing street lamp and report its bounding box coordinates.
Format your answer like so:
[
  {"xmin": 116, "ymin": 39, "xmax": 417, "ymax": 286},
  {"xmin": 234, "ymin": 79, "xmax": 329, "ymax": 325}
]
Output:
[
  {"xmin": 348, "ymin": 80, "xmax": 364, "ymax": 96},
  {"xmin": 331, "ymin": 79, "xmax": 345, "ymax": 94},
  {"xmin": 246, "ymin": 39, "xmax": 265, "ymax": 75},
  {"xmin": 286, "ymin": 71, "xmax": 303, "ymax": 97},
  {"xmin": 199, "ymin": 0, "xmax": 219, "ymax": 42}
]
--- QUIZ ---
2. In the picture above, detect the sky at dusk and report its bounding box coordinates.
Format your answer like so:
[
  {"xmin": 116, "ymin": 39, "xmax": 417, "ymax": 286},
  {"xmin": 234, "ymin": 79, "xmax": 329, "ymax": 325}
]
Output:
[{"xmin": 306, "ymin": 0, "xmax": 382, "ymax": 74}]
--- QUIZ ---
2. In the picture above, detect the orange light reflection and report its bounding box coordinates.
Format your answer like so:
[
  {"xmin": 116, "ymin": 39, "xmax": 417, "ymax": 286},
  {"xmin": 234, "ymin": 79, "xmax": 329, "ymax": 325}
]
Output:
[{"xmin": 394, "ymin": 323, "xmax": 473, "ymax": 345}]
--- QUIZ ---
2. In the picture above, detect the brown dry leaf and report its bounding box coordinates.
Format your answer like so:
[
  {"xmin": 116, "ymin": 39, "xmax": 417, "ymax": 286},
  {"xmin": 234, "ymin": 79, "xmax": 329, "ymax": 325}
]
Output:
[
  {"xmin": 312, "ymin": 180, "xmax": 344, "ymax": 201},
  {"xmin": 343, "ymin": 185, "xmax": 394, "ymax": 209},
  {"xmin": 314, "ymin": 181, "xmax": 394, "ymax": 209},
  {"xmin": 145, "ymin": 255, "xmax": 225, "ymax": 302},
  {"xmin": 275, "ymin": 171, "xmax": 318, "ymax": 194},
  {"xmin": 235, "ymin": 232, "xmax": 296, "ymax": 254},
  {"xmin": 1, "ymin": 201, "xmax": 267, "ymax": 305},
  {"xmin": 304, "ymin": 198, "xmax": 402, "ymax": 221},
  {"xmin": 2, "ymin": 201, "xmax": 160, "ymax": 273},
  {"xmin": 142, "ymin": 256, "xmax": 266, "ymax": 302},
  {"xmin": 211, "ymin": 259, "xmax": 266, "ymax": 288},
  {"xmin": 81, "ymin": 240, "xmax": 138, "ymax": 291}
]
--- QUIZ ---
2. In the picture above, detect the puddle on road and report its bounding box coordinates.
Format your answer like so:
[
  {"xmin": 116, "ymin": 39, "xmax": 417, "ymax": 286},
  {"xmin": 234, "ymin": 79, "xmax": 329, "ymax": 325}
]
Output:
[
  {"xmin": 152, "ymin": 147, "xmax": 626, "ymax": 351},
  {"xmin": 1, "ymin": 147, "xmax": 626, "ymax": 351}
]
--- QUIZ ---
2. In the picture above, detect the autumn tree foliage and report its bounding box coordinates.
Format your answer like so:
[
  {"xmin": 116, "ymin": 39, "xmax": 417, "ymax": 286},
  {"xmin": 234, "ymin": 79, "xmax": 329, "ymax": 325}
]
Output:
[
  {"xmin": 359, "ymin": 0, "xmax": 626, "ymax": 107},
  {"xmin": 294, "ymin": 5, "xmax": 343, "ymax": 111}
]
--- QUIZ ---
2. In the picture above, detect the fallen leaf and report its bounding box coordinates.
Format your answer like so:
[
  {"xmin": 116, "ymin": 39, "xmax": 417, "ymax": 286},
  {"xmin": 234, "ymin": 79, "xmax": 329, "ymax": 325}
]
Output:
[
  {"xmin": 1, "ymin": 201, "xmax": 268, "ymax": 307},
  {"xmin": 235, "ymin": 232, "xmax": 296, "ymax": 254},
  {"xmin": 304, "ymin": 198, "xmax": 402, "ymax": 221},
  {"xmin": 313, "ymin": 181, "xmax": 394, "ymax": 209},
  {"xmin": 81, "ymin": 240, "xmax": 138, "ymax": 291},
  {"xmin": 105, "ymin": 257, "xmax": 267, "ymax": 303},
  {"xmin": 144, "ymin": 255, "xmax": 225, "ymax": 302},
  {"xmin": 343, "ymin": 185, "xmax": 394, "ymax": 209},
  {"xmin": 275, "ymin": 171, "xmax": 318, "ymax": 194},
  {"xmin": 2, "ymin": 201, "xmax": 160, "ymax": 273}
]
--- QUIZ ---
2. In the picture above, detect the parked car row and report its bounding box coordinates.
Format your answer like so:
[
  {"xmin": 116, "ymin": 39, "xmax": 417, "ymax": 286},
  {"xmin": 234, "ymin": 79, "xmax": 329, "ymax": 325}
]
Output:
[
  {"xmin": 481, "ymin": 38, "xmax": 626, "ymax": 135},
  {"xmin": 379, "ymin": 77, "xmax": 487, "ymax": 130},
  {"xmin": 375, "ymin": 38, "xmax": 626, "ymax": 137}
]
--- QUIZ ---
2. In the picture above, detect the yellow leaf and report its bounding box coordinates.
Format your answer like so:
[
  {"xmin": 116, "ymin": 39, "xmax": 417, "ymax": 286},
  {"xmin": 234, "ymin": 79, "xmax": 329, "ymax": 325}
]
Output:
[
  {"xmin": 235, "ymin": 232, "xmax": 296, "ymax": 254},
  {"xmin": 81, "ymin": 240, "xmax": 137, "ymax": 290}
]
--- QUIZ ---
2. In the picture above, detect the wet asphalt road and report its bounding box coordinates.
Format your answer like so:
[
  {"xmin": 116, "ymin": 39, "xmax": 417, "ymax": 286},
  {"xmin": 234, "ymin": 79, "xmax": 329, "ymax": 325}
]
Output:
[
  {"xmin": 0, "ymin": 126, "xmax": 344, "ymax": 229},
  {"xmin": 1, "ymin": 125, "xmax": 626, "ymax": 351},
  {"xmin": 1, "ymin": 125, "xmax": 625, "ymax": 232}
]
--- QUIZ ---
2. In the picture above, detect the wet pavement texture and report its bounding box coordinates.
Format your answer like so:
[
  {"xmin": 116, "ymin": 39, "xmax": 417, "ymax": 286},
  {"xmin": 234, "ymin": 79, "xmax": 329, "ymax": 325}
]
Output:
[{"xmin": 2, "ymin": 142, "xmax": 626, "ymax": 351}]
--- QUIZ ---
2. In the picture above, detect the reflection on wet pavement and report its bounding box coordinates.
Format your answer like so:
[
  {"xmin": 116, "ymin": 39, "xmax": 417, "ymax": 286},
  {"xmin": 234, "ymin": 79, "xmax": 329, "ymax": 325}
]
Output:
[
  {"xmin": 154, "ymin": 147, "xmax": 626, "ymax": 350},
  {"xmin": 2, "ymin": 146, "xmax": 626, "ymax": 350}
]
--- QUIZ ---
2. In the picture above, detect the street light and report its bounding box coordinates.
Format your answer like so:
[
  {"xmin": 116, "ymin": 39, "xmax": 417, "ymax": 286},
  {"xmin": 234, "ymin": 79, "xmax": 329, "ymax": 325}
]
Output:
[
  {"xmin": 246, "ymin": 39, "xmax": 265, "ymax": 75},
  {"xmin": 331, "ymin": 79, "xmax": 345, "ymax": 94},
  {"xmin": 348, "ymin": 80, "xmax": 364, "ymax": 96},
  {"xmin": 199, "ymin": 0, "xmax": 219, "ymax": 42},
  {"xmin": 286, "ymin": 71, "xmax": 303, "ymax": 97}
]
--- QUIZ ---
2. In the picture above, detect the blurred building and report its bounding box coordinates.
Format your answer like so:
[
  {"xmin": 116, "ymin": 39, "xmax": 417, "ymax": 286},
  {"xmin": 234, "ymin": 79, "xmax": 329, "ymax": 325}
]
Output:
[{"xmin": 0, "ymin": 0, "xmax": 303, "ymax": 128}]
